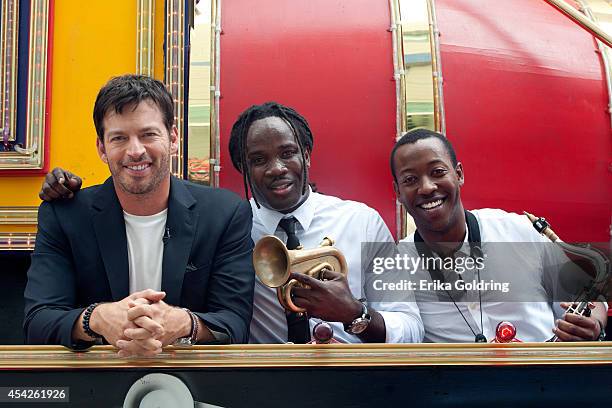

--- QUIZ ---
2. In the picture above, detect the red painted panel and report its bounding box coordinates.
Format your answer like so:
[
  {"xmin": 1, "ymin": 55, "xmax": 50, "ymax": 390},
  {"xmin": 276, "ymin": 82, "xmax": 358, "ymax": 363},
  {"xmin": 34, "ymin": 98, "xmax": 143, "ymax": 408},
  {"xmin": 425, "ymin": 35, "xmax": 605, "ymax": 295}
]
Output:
[
  {"xmin": 436, "ymin": 0, "xmax": 612, "ymax": 241},
  {"xmin": 219, "ymin": 0, "xmax": 398, "ymax": 234}
]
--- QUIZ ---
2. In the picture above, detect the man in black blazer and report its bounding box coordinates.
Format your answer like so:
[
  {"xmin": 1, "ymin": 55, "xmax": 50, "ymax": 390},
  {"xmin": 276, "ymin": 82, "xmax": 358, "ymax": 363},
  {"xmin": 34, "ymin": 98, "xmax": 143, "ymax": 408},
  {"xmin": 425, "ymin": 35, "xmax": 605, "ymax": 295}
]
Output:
[{"xmin": 24, "ymin": 75, "xmax": 254, "ymax": 355}]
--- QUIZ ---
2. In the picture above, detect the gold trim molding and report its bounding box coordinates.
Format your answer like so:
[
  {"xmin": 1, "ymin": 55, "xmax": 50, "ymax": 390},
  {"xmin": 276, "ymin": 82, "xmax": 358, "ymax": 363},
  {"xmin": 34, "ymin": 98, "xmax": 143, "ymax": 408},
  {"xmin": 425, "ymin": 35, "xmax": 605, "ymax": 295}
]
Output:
[
  {"xmin": 0, "ymin": 206, "xmax": 37, "ymax": 224},
  {"xmin": 136, "ymin": 0, "xmax": 155, "ymax": 76},
  {"xmin": 545, "ymin": 0, "xmax": 612, "ymax": 48},
  {"xmin": 136, "ymin": 1, "xmax": 220, "ymax": 183},
  {"xmin": 0, "ymin": 0, "xmax": 50, "ymax": 171},
  {"xmin": 392, "ymin": 0, "xmax": 446, "ymax": 239},
  {"xmin": 0, "ymin": 206, "xmax": 37, "ymax": 250},
  {"xmin": 185, "ymin": 0, "xmax": 218, "ymax": 187},
  {"xmin": 394, "ymin": 0, "xmax": 445, "ymax": 136},
  {"xmin": 210, "ymin": 0, "xmax": 221, "ymax": 187},
  {"xmin": 135, "ymin": 0, "xmax": 183, "ymax": 177},
  {"xmin": 166, "ymin": 0, "xmax": 185, "ymax": 178},
  {"xmin": 0, "ymin": 0, "xmax": 19, "ymax": 143},
  {"xmin": 0, "ymin": 233, "xmax": 36, "ymax": 251},
  {"xmin": 0, "ymin": 343, "xmax": 611, "ymax": 369}
]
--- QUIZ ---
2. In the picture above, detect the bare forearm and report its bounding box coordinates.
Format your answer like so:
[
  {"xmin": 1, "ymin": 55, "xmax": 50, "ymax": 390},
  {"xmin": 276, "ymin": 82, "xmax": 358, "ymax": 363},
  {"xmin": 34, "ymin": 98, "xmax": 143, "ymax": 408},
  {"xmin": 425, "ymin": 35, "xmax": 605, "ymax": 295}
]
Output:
[
  {"xmin": 195, "ymin": 316, "xmax": 215, "ymax": 343},
  {"xmin": 167, "ymin": 308, "xmax": 215, "ymax": 344}
]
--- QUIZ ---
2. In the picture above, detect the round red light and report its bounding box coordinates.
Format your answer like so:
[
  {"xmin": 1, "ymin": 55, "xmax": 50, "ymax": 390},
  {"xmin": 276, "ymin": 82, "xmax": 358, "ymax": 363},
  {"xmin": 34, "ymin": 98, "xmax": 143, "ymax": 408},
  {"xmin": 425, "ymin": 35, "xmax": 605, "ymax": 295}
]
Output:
[{"xmin": 495, "ymin": 321, "xmax": 517, "ymax": 343}]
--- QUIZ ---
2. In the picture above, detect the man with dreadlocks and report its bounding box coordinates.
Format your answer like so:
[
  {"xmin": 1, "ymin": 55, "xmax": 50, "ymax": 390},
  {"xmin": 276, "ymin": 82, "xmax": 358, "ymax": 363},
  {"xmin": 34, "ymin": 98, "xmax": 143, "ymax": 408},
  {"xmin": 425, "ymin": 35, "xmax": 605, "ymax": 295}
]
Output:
[
  {"xmin": 227, "ymin": 102, "xmax": 423, "ymax": 344},
  {"xmin": 40, "ymin": 102, "xmax": 423, "ymax": 344}
]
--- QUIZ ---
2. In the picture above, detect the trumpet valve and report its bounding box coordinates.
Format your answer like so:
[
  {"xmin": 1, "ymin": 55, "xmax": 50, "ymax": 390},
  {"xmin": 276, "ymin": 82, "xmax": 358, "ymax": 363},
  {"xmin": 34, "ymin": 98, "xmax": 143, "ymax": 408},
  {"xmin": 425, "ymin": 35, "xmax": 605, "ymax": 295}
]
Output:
[{"xmin": 319, "ymin": 237, "xmax": 335, "ymax": 247}]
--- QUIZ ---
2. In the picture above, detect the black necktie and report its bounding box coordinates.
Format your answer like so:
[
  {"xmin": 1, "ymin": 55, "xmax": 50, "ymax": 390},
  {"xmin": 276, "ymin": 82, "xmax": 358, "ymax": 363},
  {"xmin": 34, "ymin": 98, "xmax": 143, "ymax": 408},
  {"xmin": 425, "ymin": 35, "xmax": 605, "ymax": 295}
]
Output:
[
  {"xmin": 278, "ymin": 217, "xmax": 300, "ymax": 250},
  {"xmin": 277, "ymin": 217, "xmax": 311, "ymax": 343}
]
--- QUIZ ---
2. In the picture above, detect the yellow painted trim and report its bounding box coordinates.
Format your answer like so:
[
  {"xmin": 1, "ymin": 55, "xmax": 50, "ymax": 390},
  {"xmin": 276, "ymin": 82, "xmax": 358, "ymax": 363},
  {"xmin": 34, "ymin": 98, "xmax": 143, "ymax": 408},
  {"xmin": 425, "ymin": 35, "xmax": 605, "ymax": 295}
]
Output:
[
  {"xmin": 153, "ymin": 0, "xmax": 166, "ymax": 81},
  {"xmin": 1, "ymin": 0, "xmax": 143, "ymax": 228}
]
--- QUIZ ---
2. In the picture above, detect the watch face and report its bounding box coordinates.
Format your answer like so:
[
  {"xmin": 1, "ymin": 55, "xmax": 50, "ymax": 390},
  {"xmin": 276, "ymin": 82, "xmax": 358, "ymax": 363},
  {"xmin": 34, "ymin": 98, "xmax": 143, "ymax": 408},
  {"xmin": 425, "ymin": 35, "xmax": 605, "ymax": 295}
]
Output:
[
  {"xmin": 598, "ymin": 328, "xmax": 606, "ymax": 341},
  {"xmin": 172, "ymin": 337, "xmax": 194, "ymax": 347},
  {"xmin": 349, "ymin": 318, "xmax": 369, "ymax": 334}
]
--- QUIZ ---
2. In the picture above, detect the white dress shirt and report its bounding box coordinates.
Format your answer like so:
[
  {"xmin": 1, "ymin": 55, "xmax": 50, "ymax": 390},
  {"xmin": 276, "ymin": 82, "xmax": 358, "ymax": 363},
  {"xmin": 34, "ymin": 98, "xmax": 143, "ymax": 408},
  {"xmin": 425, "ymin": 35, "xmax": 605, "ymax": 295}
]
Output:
[
  {"xmin": 249, "ymin": 189, "xmax": 424, "ymax": 344},
  {"xmin": 400, "ymin": 208, "xmax": 573, "ymax": 343}
]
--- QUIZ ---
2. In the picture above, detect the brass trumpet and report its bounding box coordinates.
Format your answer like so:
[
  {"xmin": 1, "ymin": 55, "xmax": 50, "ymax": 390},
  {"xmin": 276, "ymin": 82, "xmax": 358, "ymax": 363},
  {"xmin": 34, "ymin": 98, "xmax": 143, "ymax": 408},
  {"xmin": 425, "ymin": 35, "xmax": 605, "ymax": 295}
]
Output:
[{"xmin": 253, "ymin": 235, "xmax": 348, "ymax": 313}]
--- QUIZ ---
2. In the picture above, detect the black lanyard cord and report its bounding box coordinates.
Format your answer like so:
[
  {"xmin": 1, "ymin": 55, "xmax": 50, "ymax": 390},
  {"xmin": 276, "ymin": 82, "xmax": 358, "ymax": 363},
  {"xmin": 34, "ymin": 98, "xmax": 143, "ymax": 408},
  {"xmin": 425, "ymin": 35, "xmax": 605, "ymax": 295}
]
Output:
[{"xmin": 414, "ymin": 210, "xmax": 487, "ymax": 343}]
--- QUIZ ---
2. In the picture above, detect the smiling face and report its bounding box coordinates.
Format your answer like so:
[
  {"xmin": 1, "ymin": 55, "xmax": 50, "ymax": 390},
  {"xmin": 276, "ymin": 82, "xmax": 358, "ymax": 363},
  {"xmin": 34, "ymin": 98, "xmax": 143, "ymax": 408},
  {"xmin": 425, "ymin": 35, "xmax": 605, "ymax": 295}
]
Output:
[
  {"xmin": 97, "ymin": 100, "xmax": 178, "ymax": 197},
  {"xmin": 392, "ymin": 137, "xmax": 465, "ymax": 241},
  {"xmin": 245, "ymin": 116, "xmax": 310, "ymax": 213}
]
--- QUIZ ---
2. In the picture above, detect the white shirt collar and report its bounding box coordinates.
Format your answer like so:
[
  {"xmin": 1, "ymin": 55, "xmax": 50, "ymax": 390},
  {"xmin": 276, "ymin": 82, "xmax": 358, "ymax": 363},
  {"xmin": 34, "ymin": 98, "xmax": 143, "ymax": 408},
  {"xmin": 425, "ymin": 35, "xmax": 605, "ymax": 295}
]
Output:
[
  {"xmin": 426, "ymin": 222, "xmax": 469, "ymax": 258},
  {"xmin": 251, "ymin": 187, "xmax": 315, "ymax": 234}
]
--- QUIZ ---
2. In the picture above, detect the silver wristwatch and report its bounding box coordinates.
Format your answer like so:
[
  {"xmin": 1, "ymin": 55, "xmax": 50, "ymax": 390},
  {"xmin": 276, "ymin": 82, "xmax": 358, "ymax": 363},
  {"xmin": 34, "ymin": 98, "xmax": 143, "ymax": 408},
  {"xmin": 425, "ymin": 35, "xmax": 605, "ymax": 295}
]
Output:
[
  {"xmin": 344, "ymin": 298, "xmax": 371, "ymax": 335},
  {"xmin": 597, "ymin": 320, "xmax": 606, "ymax": 341},
  {"xmin": 173, "ymin": 308, "xmax": 198, "ymax": 347}
]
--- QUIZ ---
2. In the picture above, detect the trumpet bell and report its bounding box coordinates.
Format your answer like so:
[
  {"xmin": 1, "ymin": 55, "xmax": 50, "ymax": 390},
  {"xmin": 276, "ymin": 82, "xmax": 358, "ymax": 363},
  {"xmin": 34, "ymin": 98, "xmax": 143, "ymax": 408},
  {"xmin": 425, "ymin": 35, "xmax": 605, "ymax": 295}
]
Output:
[
  {"xmin": 253, "ymin": 234, "xmax": 349, "ymax": 313},
  {"xmin": 253, "ymin": 235, "xmax": 291, "ymax": 287}
]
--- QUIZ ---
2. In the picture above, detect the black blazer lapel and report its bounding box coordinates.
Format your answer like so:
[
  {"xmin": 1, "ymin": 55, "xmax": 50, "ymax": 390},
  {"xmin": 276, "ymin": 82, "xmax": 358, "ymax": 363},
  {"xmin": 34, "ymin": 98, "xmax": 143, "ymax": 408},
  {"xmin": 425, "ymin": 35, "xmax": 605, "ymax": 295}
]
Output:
[
  {"xmin": 91, "ymin": 177, "xmax": 130, "ymax": 300},
  {"xmin": 161, "ymin": 177, "xmax": 198, "ymax": 306}
]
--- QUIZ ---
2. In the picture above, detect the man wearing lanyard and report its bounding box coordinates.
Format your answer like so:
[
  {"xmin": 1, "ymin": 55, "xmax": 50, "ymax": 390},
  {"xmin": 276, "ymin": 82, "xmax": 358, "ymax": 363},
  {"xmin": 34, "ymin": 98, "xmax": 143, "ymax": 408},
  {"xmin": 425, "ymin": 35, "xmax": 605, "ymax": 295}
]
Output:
[{"xmin": 390, "ymin": 128, "xmax": 607, "ymax": 342}]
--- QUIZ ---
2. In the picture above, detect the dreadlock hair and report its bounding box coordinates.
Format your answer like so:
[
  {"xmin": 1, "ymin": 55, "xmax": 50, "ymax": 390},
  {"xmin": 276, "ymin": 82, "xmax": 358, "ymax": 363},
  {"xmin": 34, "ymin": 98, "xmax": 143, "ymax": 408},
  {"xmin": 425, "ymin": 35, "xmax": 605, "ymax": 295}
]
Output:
[{"xmin": 228, "ymin": 102, "xmax": 314, "ymax": 208}]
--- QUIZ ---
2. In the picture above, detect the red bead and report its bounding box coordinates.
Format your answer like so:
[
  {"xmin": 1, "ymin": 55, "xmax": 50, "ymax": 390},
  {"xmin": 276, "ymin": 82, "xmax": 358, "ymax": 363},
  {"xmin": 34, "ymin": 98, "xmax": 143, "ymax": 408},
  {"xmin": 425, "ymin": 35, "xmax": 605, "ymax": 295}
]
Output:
[
  {"xmin": 312, "ymin": 322, "xmax": 334, "ymax": 343},
  {"xmin": 495, "ymin": 321, "xmax": 517, "ymax": 343}
]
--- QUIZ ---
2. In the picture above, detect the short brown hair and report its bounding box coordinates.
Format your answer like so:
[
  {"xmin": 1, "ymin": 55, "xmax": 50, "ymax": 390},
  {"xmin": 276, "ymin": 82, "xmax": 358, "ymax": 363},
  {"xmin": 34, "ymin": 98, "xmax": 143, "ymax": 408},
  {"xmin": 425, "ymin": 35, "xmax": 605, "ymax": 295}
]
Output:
[{"xmin": 93, "ymin": 75, "xmax": 174, "ymax": 141}]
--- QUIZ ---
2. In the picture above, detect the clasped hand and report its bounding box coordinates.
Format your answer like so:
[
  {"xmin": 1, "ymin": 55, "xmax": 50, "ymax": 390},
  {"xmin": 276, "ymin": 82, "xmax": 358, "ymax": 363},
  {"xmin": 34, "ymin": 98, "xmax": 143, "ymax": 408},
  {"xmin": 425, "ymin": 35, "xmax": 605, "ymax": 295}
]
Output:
[{"xmin": 91, "ymin": 289, "xmax": 190, "ymax": 357}]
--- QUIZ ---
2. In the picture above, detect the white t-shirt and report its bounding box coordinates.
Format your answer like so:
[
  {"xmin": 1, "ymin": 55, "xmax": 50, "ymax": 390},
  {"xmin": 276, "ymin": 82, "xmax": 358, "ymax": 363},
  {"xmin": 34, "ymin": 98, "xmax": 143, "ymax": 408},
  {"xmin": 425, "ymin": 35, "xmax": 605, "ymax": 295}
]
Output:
[{"xmin": 124, "ymin": 209, "xmax": 168, "ymax": 293}]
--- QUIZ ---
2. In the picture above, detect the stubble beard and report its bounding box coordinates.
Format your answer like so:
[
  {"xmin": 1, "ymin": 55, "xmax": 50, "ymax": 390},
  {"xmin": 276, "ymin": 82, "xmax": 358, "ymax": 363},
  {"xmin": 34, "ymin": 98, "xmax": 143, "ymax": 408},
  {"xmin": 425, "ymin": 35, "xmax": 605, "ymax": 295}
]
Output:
[{"xmin": 113, "ymin": 151, "xmax": 171, "ymax": 196}]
